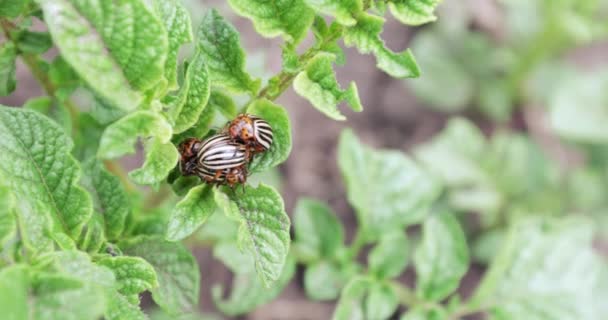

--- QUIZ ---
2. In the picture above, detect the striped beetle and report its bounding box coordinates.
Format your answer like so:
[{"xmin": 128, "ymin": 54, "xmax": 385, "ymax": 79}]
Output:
[
  {"xmin": 224, "ymin": 114, "xmax": 273, "ymax": 158},
  {"xmin": 178, "ymin": 133, "xmax": 249, "ymax": 187}
]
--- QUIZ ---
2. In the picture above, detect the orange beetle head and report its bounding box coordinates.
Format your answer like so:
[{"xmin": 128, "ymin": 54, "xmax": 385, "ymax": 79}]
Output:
[{"xmin": 178, "ymin": 138, "xmax": 202, "ymax": 175}]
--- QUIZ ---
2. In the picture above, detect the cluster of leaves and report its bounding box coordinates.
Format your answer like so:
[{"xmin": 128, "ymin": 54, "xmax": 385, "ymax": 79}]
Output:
[
  {"xmin": 0, "ymin": 0, "xmax": 450, "ymax": 318},
  {"xmin": 292, "ymin": 130, "xmax": 607, "ymax": 319},
  {"xmin": 409, "ymin": 0, "xmax": 608, "ymax": 121}
]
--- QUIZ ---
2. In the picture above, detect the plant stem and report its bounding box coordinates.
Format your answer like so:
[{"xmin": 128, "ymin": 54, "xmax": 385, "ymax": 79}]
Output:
[
  {"xmin": 346, "ymin": 227, "xmax": 367, "ymax": 260},
  {"xmin": 103, "ymin": 160, "xmax": 137, "ymax": 193},
  {"xmin": 243, "ymin": 23, "xmax": 344, "ymax": 111}
]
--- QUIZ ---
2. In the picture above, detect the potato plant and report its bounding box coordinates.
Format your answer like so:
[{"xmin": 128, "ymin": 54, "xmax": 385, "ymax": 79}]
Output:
[{"xmin": 0, "ymin": 0, "xmax": 606, "ymax": 320}]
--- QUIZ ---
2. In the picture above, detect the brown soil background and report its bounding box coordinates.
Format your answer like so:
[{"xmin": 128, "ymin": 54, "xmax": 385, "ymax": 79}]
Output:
[{"xmin": 2, "ymin": 1, "xmax": 607, "ymax": 319}]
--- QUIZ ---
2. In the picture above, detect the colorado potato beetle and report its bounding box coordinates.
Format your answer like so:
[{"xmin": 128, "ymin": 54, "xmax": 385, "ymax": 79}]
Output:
[
  {"xmin": 224, "ymin": 114, "xmax": 273, "ymax": 157},
  {"xmin": 178, "ymin": 133, "xmax": 249, "ymax": 187}
]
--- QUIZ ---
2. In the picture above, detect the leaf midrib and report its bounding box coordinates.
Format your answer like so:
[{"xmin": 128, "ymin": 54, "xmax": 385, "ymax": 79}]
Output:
[{"xmin": 0, "ymin": 114, "xmax": 70, "ymax": 233}]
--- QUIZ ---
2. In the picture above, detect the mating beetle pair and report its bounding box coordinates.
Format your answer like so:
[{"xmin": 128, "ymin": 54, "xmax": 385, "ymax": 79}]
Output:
[{"xmin": 178, "ymin": 114, "xmax": 273, "ymax": 188}]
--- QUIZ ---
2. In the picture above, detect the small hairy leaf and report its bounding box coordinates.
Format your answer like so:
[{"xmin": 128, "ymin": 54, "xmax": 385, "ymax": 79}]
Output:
[
  {"xmin": 154, "ymin": 0, "xmax": 193, "ymax": 90},
  {"xmin": 388, "ymin": 0, "xmax": 441, "ymax": 26},
  {"xmin": 172, "ymin": 52, "xmax": 211, "ymax": 133},
  {"xmin": 228, "ymin": 0, "xmax": 315, "ymax": 43},
  {"xmin": 129, "ymin": 138, "xmax": 180, "ymax": 185},
  {"xmin": 98, "ymin": 110, "xmax": 172, "ymax": 159},
  {"xmin": 344, "ymin": 13, "xmax": 420, "ymax": 78},
  {"xmin": 369, "ymin": 230, "xmax": 409, "ymax": 279},
  {"xmin": 294, "ymin": 198, "xmax": 345, "ymax": 261},
  {"xmin": 213, "ymin": 184, "xmax": 290, "ymax": 287},
  {"xmin": 106, "ymin": 292, "xmax": 147, "ymax": 320},
  {"xmin": 414, "ymin": 212, "xmax": 469, "ymax": 301},
  {"xmin": 332, "ymin": 276, "xmax": 372, "ymax": 320},
  {"xmin": 98, "ymin": 256, "xmax": 159, "ymax": 295},
  {"xmin": 338, "ymin": 129, "xmax": 441, "ymax": 235},
  {"xmin": 470, "ymin": 217, "xmax": 605, "ymax": 320},
  {"xmin": 39, "ymin": 0, "xmax": 168, "ymax": 110},
  {"xmin": 294, "ymin": 53, "xmax": 362, "ymax": 120},
  {"xmin": 167, "ymin": 185, "xmax": 217, "ymax": 241},
  {"xmin": 0, "ymin": 182, "xmax": 16, "ymax": 247},
  {"xmin": 304, "ymin": 0, "xmax": 362, "ymax": 26},
  {"xmin": 0, "ymin": 107, "xmax": 92, "ymax": 239},
  {"xmin": 82, "ymin": 158, "xmax": 130, "ymax": 240},
  {"xmin": 197, "ymin": 9, "xmax": 261, "ymax": 94},
  {"xmin": 247, "ymin": 99, "xmax": 292, "ymax": 172},
  {"xmin": 120, "ymin": 236, "xmax": 200, "ymax": 315},
  {"xmin": 212, "ymin": 254, "xmax": 296, "ymax": 316}
]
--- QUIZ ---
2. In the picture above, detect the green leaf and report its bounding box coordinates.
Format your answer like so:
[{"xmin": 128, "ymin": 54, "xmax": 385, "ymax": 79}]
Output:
[
  {"xmin": 414, "ymin": 212, "xmax": 469, "ymax": 301},
  {"xmin": 106, "ymin": 292, "xmax": 147, "ymax": 320},
  {"xmin": 50, "ymin": 232, "xmax": 77, "ymax": 250},
  {"xmin": 78, "ymin": 212, "xmax": 106, "ymax": 253},
  {"xmin": 15, "ymin": 30, "xmax": 53, "ymax": 54},
  {"xmin": 197, "ymin": 9, "xmax": 261, "ymax": 94},
  {"xmin": 48, "ymin": 251, "xmax": 116, "ymax": 288},
  {"xmin": 213, "ymin": 184, "xmax": 290, "ymax": 287},
  {"xmin": 332, "ymin": 276, "xmax": 372, "ymax": 320},
  {"xmin": 0, "ymin": 0, "xmax": 31, "ymax": 17},
  {"xmin": 294, "ymin": 198, "xmax": 344, "ymax": 261},
  {"xmin": 129, "ymin": 138, "xmax": 180, "ymax": 185},
  {"xmin": 98, "ymin": 256, "xmax": 159, "ymax": 295},
  {"xmin": 400, "ymin": 307, "xmax": 447, "ymax": 320},
  {"xmin": 294, "ymin": 53, "xmax": 362, "ymax": 120},
  {"xmin": 344, "ymin": 13, "xmax": 420, "ymax": 78},
  {"xmin": 209, "ymin": 90, "xmax": 237, "ymax": 120},
  {"xmin": 39, "ymin": 0, "xmax": 168, "ymax": 110},
  {"xmin": 82, "ymin": 158, "xmax": 130, "ymax": 240},
  {"xmin": 98, "ymin": 110, "xmax": 172, "ymax": 159},
  {"xmin": 0, "ymin": 41, "xmax": 16, "ymax": 96},
  {"xmin": 154, "ymin": 0, "xmax": 193, "ymax": 90},
  {"xmin": 407, "ymin": 30, "xmax": 475, "ymax": 112},
  {"xmin": 247, "ymin": 99, "xmax": 292, "ymax": 172},
  {"xmin": 0, "ymin": 265, "xmax": 28, "ymax": 319},
  {"xmin": 365, "ymin": 282, "xmax": 399, "ymax": 320},
  {"xmin": 414, "ymin": 118, "xmax": 500, "ymax": 213},
  {"xmin": 388, "ymin": 0, "xmax": 441, "ymax": 26},
  {"xmin": 24, "ymin": 97, "xmax": 72, "ymax": 135},
  {"xmin": 338, "ymin": 129, "xmax": 441, "ymax": 235},
  {"xmin": 0, "ymin": 182, "xmax": 16, "ymax": 246},
  {"xmin": 549, "ymin": 71, "xmax": 608, "ymax": 143},
  {"xmin": 470, "ymin": 218, "xmax": 605, "ymax": 320},
  {"xmin": 368, "ymin": 230, "xmax": 409, "ymax": 279},
  {"xmin": 228, "ymin": 0, "xmax": 315, "ymax": 43},
  {"xmin": 167, "ymin": 185, "xmax": 217, "ymax": 241},
  {"xmin": 31, "ymin": 273, "xmax": 109, "ymax": 320},
  {"xmin": 120, "ymin": 236, "xmax": 200, "ymax": 315},
  {"xmin": 303, "ymin": 0, "xmax": 362, "ymax": 26},
  {"xmin": 304, "ymin": 260, "xmax": 351, "ymax": 301},
  {"xmin": 212, "ymin": 254, "xmax": 296, "ymax": 316},
  {"xmin": 0, "ymin": 107, "xmax": 93, "ymax": 239},
  {"xmin": 172, "ymin": 52, "xmax": 211, "ymax": 133}
]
